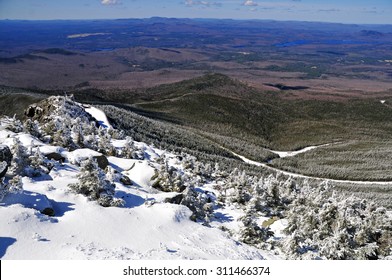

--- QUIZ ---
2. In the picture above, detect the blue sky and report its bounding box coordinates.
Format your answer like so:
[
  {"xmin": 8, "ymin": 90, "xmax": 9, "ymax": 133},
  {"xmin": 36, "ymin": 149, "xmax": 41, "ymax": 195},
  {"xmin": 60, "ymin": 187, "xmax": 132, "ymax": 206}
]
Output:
[{"xmin": 0, "ymin": 0, "xmax": 391, "ymax": 24}]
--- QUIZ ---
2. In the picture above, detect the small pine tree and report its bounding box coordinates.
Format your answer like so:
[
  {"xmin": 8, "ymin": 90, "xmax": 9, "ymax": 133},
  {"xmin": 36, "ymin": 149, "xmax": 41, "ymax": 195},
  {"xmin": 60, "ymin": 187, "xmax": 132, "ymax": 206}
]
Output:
[
  {"xmin": 9, "ymin": 138, "xmax": 29, "ymax": 176},
  {"xmin": 282, "ymin": 181, "xmax": 392, "ymax": 260},
  {"xmin": 121, "ymin": 137, "xmax": 144, "ymax": 159},
  {"xmin": 239, "ymin": 213, "xmax": 274, "ymax": 248},
  {"xmin": 0, "ymin": 178, "xmax": 8, "ymax": 202},
  {"xmin": 4, "ymin": 115, "xmax": 23, "ymax": 133},
  {"xmin": 28, "ymin": 148, "xmax": 47, "ymax": 177},
  {"xmin": 181, "ymin": 187, "xmax": 213, "ymax": 222},
  {"xmin": 68, "ymin": 157, "xmax": 124, "ymax": 207},
  {"xmin": 71, "ymin": 120, "xmax": 85, "ymax": 148},
  {"xmin": 23, "ymin": 119, "xmax": 41, "ymax": 138},
  {"xmin": 98, "ymin": 132, "xmax": 115, "ymax": 156},
  {"xmin": 152, "ymin": 160, "xmax": 188, "ymax": 193},
  {"xmin": 8, "ymin": 175, "xmax": 23, "ymax": 194},
  {"xmin": 0, "ymin": 175, "xmax": 23, "ymax": 202}
]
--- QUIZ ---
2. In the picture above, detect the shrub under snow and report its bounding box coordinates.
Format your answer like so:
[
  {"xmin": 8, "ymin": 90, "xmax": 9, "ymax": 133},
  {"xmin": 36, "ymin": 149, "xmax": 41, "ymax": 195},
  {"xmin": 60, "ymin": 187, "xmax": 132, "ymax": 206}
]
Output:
[
  {"xmin": 282, "ymin": 182, "xmax": 392, "ymax": 260},
  {"xmin": 68, "ymin": 157, "xmax": 124, "ymax": 207}
]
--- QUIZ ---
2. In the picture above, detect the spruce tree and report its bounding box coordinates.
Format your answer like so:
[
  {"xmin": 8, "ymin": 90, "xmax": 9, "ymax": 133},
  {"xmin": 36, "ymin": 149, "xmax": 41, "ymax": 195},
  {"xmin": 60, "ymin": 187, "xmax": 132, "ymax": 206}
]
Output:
[
  {"xmin": 9, "ymin": 138, "xmax": 29, "ymax": 176},
  {"xmin": 68, "ymin": 157, "xmax": 124, "ymax": 207}
]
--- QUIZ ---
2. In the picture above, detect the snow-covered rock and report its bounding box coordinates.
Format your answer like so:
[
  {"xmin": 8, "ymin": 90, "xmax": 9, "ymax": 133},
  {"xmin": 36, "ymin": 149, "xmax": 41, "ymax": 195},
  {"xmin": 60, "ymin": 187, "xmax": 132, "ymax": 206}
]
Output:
[
  {"xmin": 84, "ymin": 106, "xmax": 112, "ymax": 129},
  {"xmin": 0, "ymin": 145, "xmax": 12, "ymax": 166},
  {"xmin": 0, "ymin": 161, "xmax": 7, "ymax": 178},
  {"xmin": 63, "ymin": 148, "xmax": 102, "ymax": 166}
]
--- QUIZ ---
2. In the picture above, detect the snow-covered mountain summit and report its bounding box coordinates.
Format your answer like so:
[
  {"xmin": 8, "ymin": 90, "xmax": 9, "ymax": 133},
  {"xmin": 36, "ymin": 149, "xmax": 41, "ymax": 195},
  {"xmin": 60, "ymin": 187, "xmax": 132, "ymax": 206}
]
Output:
[
  {"xmin": 0, "ymin": 96, "xmax": 274, "ymax": 259},
  {"xmin": 0, "ymin": 96, "xmax": 391, "ymax": 260}
]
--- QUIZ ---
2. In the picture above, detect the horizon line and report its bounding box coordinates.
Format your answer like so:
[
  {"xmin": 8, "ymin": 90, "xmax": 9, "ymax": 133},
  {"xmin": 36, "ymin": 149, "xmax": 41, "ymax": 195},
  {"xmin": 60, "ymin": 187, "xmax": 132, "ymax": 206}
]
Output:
[{"xmin": 0, "ymin": 16, "xmax": 391, "ymax": 26}]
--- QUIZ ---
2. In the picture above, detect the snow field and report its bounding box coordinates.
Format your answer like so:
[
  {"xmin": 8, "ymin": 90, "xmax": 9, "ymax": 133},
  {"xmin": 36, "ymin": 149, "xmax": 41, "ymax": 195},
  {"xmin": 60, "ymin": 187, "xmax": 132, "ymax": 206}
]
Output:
[{"xmin": 0, "ymin": 122, "xmax": 273, "ymax": 259}]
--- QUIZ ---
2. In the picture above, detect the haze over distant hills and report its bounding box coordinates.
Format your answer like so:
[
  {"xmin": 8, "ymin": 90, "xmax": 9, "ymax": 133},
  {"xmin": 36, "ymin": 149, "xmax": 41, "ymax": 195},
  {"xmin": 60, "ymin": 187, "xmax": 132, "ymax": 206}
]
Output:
[
  {"xmin": 1, "ymin": 18, "xmax": 392, "ymax": 56},
  {"xmin": 1, "ymin": 15, "xmax": 392, "ymax": 261}
]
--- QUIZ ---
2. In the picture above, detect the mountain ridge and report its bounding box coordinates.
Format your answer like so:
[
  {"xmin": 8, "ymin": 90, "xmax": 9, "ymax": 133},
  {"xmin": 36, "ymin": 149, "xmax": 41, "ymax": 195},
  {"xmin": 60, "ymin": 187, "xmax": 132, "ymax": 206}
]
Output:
[{"xmin": 1, "ymin": 95, "xmax": 391, "ymax": 260}]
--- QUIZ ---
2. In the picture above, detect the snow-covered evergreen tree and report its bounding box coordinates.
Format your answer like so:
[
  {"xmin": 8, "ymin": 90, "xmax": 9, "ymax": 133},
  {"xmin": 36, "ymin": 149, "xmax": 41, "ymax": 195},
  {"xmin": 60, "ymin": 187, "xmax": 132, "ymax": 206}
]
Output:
[
  {"xmin": 27, "ymin": 147, "xmax": 48, "ymax": 177},
  {"xmin": 181, "ymin": 187, "xmax": 214, "ymax": 222},
  {"xmin": 152, "ymin": 159, "xmax": 189, "ymax": 193},
  {"xmin": 23, "ymin": 119, "xmax": 41, "ymax": 138},
  {"xmin": 8, "ymin": 175, "xmax": 23, "ymax": 194},
  {"xmin": 239, "ymin": 213, "xmax": 274, "ymax": 248},
  {"xmin": 9, "ymin": 138, "xmax": 30, "ymax": 176},
  {"xmin": 121, "ymin": 137, "xmax": 144, "ymax": 159},
  {"xmin": 0, "ymin": 178, "xmax": 8, "ymax": 202},
  {"xmin": 3, "ymin": 115, "xmax": 23, "ymax": 133},
  {"xmin": 98, "ymin": 130, "xmax": 116, "ymax": 156},
  {"xmin": 283, "ymin": 182, "xmax": 392, "ymax": 260},
  {"xmin": 68, "ymin": 157, "xmax": 124, "ymax": 207},
  {"xmin": 0, "ymin": 175, "xmax": 23, "ymax": 202},
  {"xmin": 71, "ymin": 118, "xmax": 85, "ymax": 147}
]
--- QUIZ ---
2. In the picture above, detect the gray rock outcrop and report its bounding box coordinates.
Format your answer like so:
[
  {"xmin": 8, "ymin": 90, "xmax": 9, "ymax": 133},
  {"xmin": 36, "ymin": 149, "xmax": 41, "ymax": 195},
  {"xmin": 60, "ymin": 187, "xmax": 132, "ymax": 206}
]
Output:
[{"xmin": 0, "ymin": 145, "xmax": 12, "ymax": 166}]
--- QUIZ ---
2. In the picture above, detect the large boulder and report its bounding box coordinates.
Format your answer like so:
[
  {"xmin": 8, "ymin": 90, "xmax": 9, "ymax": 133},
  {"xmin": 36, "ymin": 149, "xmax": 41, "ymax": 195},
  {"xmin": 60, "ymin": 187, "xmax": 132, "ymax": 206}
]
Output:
[
  {"xmin": 152, "ymin": 179, "xmax": 187, "ymax": 193},
  {"xmin": 93, "ymin": 155, "xmax": 109, "ymax": 170},
  {"xmin": 120, "ymin": 175, "xmax": 133, "ymax": 185},
  {"xmin": 45, "ymin": 152, "xmax": 65, "ymax": 163},
  {"xmin": 164, "ymin": 194, "xmax": 184, "ymax": 205},
  {"xmin": 0, "ymin": 145, "xmax": 12, "ymax": 166},
  {"xmin": 24, "ymin": 96, "xmax": 95, "ymax": 123},
  {"xmin": 24, "ymin": 105, "xmax": 44, "ymax": 118}
]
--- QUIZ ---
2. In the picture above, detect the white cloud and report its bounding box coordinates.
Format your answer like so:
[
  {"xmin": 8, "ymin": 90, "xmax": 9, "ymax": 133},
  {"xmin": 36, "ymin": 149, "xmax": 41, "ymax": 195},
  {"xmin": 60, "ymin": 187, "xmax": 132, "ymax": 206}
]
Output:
[
  {"xmin": 101, "ymin": 0, "xmax": 119, "ymax": 5},
  {"xmin": 243, "ymin": 0, "xmax": 258, "ymax": 6},
  {"xmin": 318, "ymin": 9, "xmax": 340, "ymax": 13},
  {"xmin": 185, "ymin": 1, "xmax": 222, "ymax": 7}
]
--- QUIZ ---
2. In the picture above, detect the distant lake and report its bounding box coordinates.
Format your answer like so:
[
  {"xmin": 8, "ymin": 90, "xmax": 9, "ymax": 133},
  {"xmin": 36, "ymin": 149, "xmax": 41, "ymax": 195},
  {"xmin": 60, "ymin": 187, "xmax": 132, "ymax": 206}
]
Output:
[
  {"xmin": 92, "ymin": 48, "xmax": 115, "ymax": 51},
  {"xmin": 275, "ymin": 39, "xmax": 380, "ymax": 47}
]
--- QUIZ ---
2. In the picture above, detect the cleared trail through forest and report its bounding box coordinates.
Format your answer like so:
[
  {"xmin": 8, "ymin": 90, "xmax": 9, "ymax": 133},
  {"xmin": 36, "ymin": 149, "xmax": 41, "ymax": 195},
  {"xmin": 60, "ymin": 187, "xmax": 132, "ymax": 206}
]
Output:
[
  {"xmin": 133, "ymin": 92, "xmax": 196, "ymax": 106},
  {"xmin": 96, "ymin": 103, "xmax": 392, "ymax": 186},
  {"xmin": 229, "ymin": 148, "xmax": 392, "ymax": 185},
  {"xmin": 267, "ymin": 143, "xmax": 334, "ymax": 158}
]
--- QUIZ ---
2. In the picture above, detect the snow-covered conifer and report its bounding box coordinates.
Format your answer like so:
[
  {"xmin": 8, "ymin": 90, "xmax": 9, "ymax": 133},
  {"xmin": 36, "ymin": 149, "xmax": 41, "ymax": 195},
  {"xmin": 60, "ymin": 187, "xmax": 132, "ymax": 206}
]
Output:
[
  {"xmin": 98, "ymin": 131, "xmax": 116, "ymax": 156},
  {"xmin": 9, "ymin": 138, "xmax": 29, "ymax": 176},
  {"xmin": 152, "ymin": 160, "xmax": 188, "ymax": 193},
  {"xmin": 27, "ymin": 147, "xmax": 47, "ymax": 177},
  {"xmin": 0, "ymin": 175, "xmax": 23, "ymax": 202},
  {"xmin": 71, "ymin": 118, "xmax": 85, "ymax": 148},
  {"xmin": 239, "ymin": 212, "xmax": 274, "ymax": 248},
  {"xmin": 23, "ymin": 119, "xmax": 41, "ymax": 138},
  {"xmin": 8, "ymin": 175, "xmax": 23, "ymax": 194},
  {"xmin": 283, "ymin": 181, "xmax": 392, "ymax": 260},
  {"xmin": 121, "ymin": 137, "xmax": 134, "ymax": 159},
  {"xmin": 0, "ymin": 178, "xmax": 8, "ymax": 202},
  {"xmin": 3, "ymin": 115, "xmax": 23, "ymax": 133},
  {"xmin": 68, "ymin": 157, "xmax": 123, "ymax": 207},
  {"xmin": 121, "ymin": 137, "xmax": 143, "ymax": 159},
  {"xmin": 181, "ymin": 187, "xmax": 213, "ymax": 222}
]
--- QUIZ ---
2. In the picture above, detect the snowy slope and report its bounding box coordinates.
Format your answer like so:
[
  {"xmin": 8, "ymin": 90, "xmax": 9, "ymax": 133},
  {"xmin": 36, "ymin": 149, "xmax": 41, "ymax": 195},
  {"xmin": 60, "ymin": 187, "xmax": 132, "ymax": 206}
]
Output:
[
  {"xmin": 84, "ymin": 105, "xmax": 112, "ymax": 129},
  {"xmin": 1, "ymin": 181, "xmax": 268, "ymax": 260},
  {"xmin": 2, "ymin": 98, "xmax": 391, "ymax": 261},
  {"xmin": 0, "ymin": 108, "xmax": 276, "ymax": 260}
]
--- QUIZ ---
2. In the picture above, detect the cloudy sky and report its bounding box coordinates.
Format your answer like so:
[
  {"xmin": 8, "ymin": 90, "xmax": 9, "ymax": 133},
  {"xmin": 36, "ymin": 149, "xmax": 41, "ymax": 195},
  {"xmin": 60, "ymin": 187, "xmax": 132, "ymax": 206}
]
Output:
[{"xmin": 0, "ymin": 0, "xmax": 391, "ymax": 24}]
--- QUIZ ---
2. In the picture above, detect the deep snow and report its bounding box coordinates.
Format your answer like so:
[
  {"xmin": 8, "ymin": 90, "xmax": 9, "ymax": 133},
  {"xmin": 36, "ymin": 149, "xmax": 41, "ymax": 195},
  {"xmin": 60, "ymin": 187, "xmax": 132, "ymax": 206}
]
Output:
[{"xmin": 0, "ymin": 108, "xmax": 277, "ymax": 260}]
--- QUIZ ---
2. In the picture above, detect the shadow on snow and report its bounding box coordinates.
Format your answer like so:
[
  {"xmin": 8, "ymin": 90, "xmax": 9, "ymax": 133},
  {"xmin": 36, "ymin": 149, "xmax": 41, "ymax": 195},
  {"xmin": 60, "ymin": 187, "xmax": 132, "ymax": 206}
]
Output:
[
  {"xmin": 115, "ymin": 191, "xmax": 145, "ymax": 208},
  {"xmin": 0, "ymin": 237, "xmax": 17, "ymax": 258}
]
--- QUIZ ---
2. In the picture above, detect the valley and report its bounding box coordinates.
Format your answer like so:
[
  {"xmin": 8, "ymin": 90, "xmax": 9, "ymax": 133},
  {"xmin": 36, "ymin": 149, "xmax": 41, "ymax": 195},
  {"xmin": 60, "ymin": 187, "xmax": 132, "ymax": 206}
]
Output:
[{"xmin": 1, "ymin": 18, "xmax": 392, "ymax": 260}]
